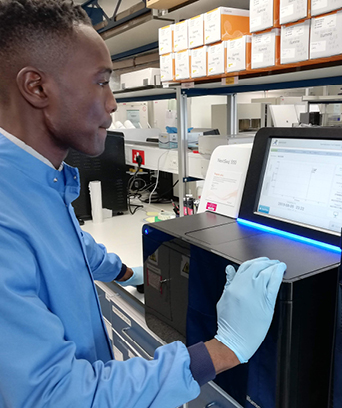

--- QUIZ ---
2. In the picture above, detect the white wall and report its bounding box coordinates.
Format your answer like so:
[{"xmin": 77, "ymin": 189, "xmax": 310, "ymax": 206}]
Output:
[{"xmin": 189, "ymin": 95, "xmax": 227, "ymax": 128}]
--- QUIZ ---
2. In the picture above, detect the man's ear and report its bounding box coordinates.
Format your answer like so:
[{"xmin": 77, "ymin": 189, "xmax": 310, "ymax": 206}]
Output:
[{"xmin": 16, "ymin": 67, "xmax": 50, "ymax": 109}]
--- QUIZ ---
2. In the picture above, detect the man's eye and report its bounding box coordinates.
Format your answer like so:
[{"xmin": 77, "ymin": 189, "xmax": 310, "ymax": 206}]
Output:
[{"xmin": 99, "ymin": 81, "xmax": 109, "ymax": 87}]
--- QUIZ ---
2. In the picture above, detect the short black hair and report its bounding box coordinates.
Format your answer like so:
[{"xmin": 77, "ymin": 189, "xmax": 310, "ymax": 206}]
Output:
[
  {"xmin": 0, "ymin": 0, "xmax": 92, "ymax": 100},
  {"xmin": 0, "ymin": 0, "xmax": 91, "ymax": 54}
]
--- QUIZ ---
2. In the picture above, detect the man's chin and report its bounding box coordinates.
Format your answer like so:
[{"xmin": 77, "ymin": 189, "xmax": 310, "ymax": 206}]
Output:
[
  {"xmin": 83, "ymin": 138, "xmax": 107, "ymax": 158},
  {"xmin": 90, "ymin": 128, "xmax": 107, "ymax": 157}
]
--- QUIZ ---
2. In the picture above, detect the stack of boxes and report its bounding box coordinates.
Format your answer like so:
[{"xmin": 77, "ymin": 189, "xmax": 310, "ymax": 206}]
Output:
[
  {"xmin": 159, "ymin": 1, "xmax": 342, "ymax": 83},
  {"xmin": 159, "ymin": 7, "xmax": 250, "ymax": 82},
  {"xmin": 250, "ymin": 0, "xmax": 281, "ymax": 69},
  {"xmin": 309, "ymin": 3, "xmax": 342, "ymax": 60},
  {"xmin": 204, "ymin": 7, "xmax": 250, "ymax": 77},
  {"xmin": 159, "ymin": 25, "xmax": 175, "ymax": 82}
]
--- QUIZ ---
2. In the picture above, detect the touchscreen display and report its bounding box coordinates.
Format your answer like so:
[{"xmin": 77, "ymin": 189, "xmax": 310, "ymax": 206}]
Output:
[{"xmin": 256, "ymin": 138, "xmax": 342, "ymax": 235}]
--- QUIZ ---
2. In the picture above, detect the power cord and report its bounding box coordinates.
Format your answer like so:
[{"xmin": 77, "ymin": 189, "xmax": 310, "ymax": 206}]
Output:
[
  {"xmin": 148, "ymin": 150, "xmax": 169, "ymax": 205},
  {"xmin": 139, "ymin": 179, "xmax": 179, "ymax": 203},
  {"xmin": 127, "ymin": 154, "xmax": 144, "ymax": 215}
]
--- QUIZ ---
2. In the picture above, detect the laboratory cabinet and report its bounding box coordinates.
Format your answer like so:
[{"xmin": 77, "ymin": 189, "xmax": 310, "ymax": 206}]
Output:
[
  {"xmin": 95, "ymin": 280, "xmax": 246, "ymax": 407},
  {"xmin": 95, "ymin": 281, "xmax": 163, "ymax": 361},
  {"xmin": 188, "ymin": 382, "xmax": 242, "ymax": 408}
]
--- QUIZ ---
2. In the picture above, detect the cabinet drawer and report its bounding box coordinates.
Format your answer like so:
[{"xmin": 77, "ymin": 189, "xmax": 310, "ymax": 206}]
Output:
[
  {"xmin": 95, "ymin": 285, "xmax": 112, "ymax": 321},
  {"xmin": 110, "ymin": 301, "xmax": 163, "ymax": 360},
  {"xmin": 188, "ymin": 382, "xmax": 242, "ymax": 408}
]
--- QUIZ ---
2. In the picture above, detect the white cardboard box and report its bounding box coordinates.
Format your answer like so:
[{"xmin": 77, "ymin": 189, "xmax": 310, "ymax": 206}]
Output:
[
  {"xmin": 159, "ymin": 24, "xmax": 174, "ymax": 55},
  {"xmin": 174, "ymin": 20, "xmax": 188, "ymax": 52},
  {"xmin": 310, "ymin": 0, "xmax": 342, "ymax": 17},
  {"xmin": 188, "ymin": 14, "xmax": 204, "ymax": 49},
  {"xmin": 252, "ymin": 28, "xmax": 280, "ymax": 69},
  {"xmin": 191, "ymin": 46, "xmax": 207, "ymax": 78},
  {"xmin": 159, "ymin": 133, "xmax": 178, "ymax": 149},
  {"xmin": 207, "ymin": 42, "xmax": 226, "ymax": 76},
  {"xmin": 204, "ymin": 7, "xmax": 250, "ymax": 45},
  {"xmin": 175, "ymin": 49, "xmax": 190, "ymax": 80},
  {"xmin": 280, "ymin": 0, "xmax": 308, "ymax": 24},
  {"xmin": 310, "ymin": 10, "xmax": 342, "ymax": 59},
  {"xmin": 226, "ymin": 35, "xmax": 251, "ymax": 72},
  {"xmin": 250, "ymin": 0, "xmax": 278, "ymax": 32},
  {"xmin": 281, "ymin": 19, "xmax": 310, "ymax": 64},
  {"xmin": 160, "ymin": 53, "xmax": 175, "ymax": 82},
  {"xmin": 120, "ymin": 68, "xmax": 161, "ymax": 89}
]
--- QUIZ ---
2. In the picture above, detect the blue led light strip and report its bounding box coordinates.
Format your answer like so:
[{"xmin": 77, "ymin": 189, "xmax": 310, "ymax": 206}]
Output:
[{"xmin": 237, "ymin": 218, "xmax": 341, "ymax": 253}]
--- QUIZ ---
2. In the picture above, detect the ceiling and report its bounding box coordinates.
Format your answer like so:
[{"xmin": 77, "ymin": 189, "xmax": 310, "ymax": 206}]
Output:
[{"xmin": 75, "ymin": 0, "xmax": 143, "ymax": 16}]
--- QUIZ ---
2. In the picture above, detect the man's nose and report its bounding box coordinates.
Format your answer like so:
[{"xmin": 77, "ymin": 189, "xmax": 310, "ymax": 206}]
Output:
[{"xmin": 107, "ymin": 91, "xmax": 117, "ymax": 113}]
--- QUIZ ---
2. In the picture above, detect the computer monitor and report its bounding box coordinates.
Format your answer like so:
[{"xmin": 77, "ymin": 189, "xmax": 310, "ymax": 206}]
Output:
[{"xmin": 239, "ymin": 127, "xmax": 342, "ymax": 247}]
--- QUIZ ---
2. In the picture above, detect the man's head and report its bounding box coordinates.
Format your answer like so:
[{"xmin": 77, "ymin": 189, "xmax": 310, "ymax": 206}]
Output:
[{"xmin": 0, "ymin": 0, "xmax": 117, "ymax": 166}]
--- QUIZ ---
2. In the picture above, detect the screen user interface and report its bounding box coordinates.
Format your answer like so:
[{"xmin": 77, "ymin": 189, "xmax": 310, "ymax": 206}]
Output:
[{"xmin": 256, "ymin": 138, "xmax": 342, "ymax": 235}]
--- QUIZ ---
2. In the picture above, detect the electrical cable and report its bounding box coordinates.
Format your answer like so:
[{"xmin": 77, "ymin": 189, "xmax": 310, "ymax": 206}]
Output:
[
  {"xmin": 139, "ymin": 179, "xmax": 179, "ymax": 203},
  {"xmin": 127, "ymin": 151, "xmax": 177, "ymax": 207},
  {"xmin": 127, "ymin": 155, "xmax": 144, "ymax": 215},
  {"xmin": 148, "ymin": 150, "xmax": 169, "ymax": 205},
  {"xmin": 129, "ymin": 177, "xmax": 147, "ymax": 192}
]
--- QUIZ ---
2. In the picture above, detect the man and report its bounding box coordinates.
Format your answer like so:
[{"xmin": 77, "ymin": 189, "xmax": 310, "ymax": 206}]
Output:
[{"xmin": 0, "ymin": 1, "xmax": 286, "ymax": 407}]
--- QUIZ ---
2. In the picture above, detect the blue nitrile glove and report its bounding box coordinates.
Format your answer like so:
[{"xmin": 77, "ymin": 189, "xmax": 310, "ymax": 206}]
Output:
[
  {"xmin": 118, "ymin": 266, "xmax": 144, "ymax": 287},
  {"xmin": 215, "ymin": 257, "xmax": 286, "ymax": 363},
  {"xmin": 166, "ymin": 126, "xmax": 178, "ymax": 134}
]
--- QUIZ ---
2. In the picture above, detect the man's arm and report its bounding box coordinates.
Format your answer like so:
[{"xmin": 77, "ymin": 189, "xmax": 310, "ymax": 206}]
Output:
[
  {"xmin": 205, "ymin": 339, "xmax": 240, "ymax": 374},
  {"xmin": 0, "ymin": 228, "xmax": 201, "ymax": 408},
  {"xmin": 117, "ymin": 266, "xmax": 133, "ymax": 282},
  {"xmin": 81, "ymin": 230, "xmax": 144, "ymax": 286},
  {"xmin": 81, "ymin": 230, "xmax": 123, "ymax": 281}
]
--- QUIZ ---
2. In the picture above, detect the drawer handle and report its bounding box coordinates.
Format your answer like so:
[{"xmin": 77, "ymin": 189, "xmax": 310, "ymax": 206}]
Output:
[
  {"xmin": 205, "ymin": 403, "xmax": 219, "ymax": 408},
  {"xmin": 122, "ymin": 327, "xmax": 154, "ymax": 359},
  {"xmin": 112, "ymin": 328, "xmax": 142, "ymax": 358}
]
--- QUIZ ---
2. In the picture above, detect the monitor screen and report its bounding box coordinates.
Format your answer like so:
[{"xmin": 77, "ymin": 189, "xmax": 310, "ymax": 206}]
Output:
[{"xmin": 256, "ymin": 137, "xmax": 342, "ymax": 236}]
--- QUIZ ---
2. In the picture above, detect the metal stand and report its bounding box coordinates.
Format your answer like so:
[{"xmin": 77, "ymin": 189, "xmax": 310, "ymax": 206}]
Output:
[{"xmin": 177, "ymin": 87, "xmax": 189, "ymax": 217}]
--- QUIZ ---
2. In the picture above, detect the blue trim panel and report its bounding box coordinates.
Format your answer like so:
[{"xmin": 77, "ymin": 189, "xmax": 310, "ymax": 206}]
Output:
[
  {"xmin": 183, "ymin": 75, "xmax": 342, "ymax": 97},
  {"xmin": 237, "ymin": 218, "xmax": 342, "ymax": 253},
  {"xmin": 115, "ymin": 92, "xmax": 176, "ymax": 103}
]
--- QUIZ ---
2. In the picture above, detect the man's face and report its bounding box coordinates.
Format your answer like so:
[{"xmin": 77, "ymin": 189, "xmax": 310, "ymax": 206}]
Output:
[{"xmin": 44, "ymin": 24, "xmax": 117, "ymax": 157}]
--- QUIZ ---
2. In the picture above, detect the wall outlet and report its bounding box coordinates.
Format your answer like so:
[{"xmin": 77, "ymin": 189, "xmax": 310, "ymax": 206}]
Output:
[{"xmin": 132, "ymin": 149, "xmax": 145, "ymax": 165}]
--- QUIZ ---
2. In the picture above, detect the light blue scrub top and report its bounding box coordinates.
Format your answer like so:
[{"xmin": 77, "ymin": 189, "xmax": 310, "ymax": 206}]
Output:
[{"xmin": 0, "ymin": 132, "xmax": 200, "ymax": 407}]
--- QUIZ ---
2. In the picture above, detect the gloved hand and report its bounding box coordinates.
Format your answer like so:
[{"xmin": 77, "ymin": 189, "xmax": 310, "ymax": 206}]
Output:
[
  {"xmin": 215, "ymin": 257, "xmax": 286, "ymax": 363},
  {"xmin": 118, "ymin": 266, "xmax": 144, "ymax": 287}
]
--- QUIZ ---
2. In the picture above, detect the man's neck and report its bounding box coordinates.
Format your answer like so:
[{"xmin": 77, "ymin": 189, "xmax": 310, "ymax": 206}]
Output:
[{"xmin": 0, "ymin": 127, "xmax": 63, "ymax": 171}]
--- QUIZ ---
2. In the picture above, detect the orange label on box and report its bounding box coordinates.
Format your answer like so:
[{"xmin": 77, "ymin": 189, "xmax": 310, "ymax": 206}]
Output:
[
  {"xmin": 205, "ymin": 7, "xmax": 250, "ymax": 44},
  {"xmin": 221, "ymin": 15, "xmax": 250, "ymax": 41}
]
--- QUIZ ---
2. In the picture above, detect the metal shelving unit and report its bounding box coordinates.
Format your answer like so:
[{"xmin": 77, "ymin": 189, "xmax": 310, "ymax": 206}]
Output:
[
  {"xmin": 113, "ymin": 61, "xmax": 342, "ymax": 216},
  {"xmin": 114, "ymin": 85, "xmax": 177, "ymax": 103}
]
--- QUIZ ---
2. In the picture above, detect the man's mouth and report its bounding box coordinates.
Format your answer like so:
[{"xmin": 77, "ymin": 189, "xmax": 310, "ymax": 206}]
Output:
[{"xmin": 101, "ymin": 119, "xmax": 112, "ymax": 130}]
